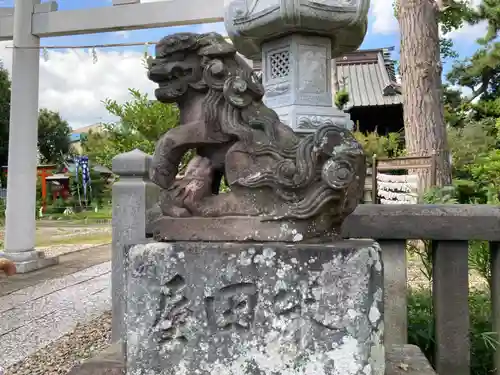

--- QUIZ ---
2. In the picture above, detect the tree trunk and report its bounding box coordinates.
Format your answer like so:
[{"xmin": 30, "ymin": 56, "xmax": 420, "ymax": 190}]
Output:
[{"xmin": 398, "ymin": 0, "xmax": 452, "ymax": 194}]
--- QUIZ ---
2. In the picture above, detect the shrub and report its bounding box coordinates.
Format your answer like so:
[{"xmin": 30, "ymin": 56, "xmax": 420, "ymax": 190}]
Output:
[
  {"xmin": 0, "ymin": 197, "xmax": 5, "ymax": 222},
  {"xmin": 407, "ymin": 185, "xmax": 498, "ymax": 374},
  {"xmin": 446, "ymin": 118, "xmax": 500, "ymax": 203},
  {"xmin": 408, "ymin": 289, "xmax": 496, "ymax": 375},
  {"xmin": 353, "ymin": 130, "xmax": 405, "ymax": 162}
]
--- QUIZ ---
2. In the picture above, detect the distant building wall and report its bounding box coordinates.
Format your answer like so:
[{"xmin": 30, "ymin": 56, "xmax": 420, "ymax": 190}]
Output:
[{"xmin": 70, "ymin": 123, "xmax": 105, "ymax": 154}]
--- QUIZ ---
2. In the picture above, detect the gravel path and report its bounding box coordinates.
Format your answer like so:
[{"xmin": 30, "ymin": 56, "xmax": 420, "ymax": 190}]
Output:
[
  {"xmin": 407, "ymin": 255, "xmax": 489, "ymax": 291},
  {"xmin": 47, "ymin": 227, "xmax": 111, "ymax": 240},
  {"xmin": 0, "ymin": 262, "xmax": 111, "ymax": 369},
  {"xmin": 0, "ymin": 244, "xmax": 488, "ymax": 375},
  {"xmin": 38, "ymin": 243, "xmax": 110, "ymax": 258},
  {"xmin": 4, "ymin": 311, "xmax": 111, "ymax": 375}
]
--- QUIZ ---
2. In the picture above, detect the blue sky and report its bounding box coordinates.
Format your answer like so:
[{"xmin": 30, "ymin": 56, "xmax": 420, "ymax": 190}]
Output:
[
  {"xmin": 0, "ymin": 0, "xmax": 486, "ymax": 128},
  {"xmin": 3, "ymin": 0, "xmax": 484, "ymax": 75}
]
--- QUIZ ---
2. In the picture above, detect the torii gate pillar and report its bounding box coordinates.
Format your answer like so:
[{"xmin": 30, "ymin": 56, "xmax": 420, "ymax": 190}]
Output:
[
  {"xmin": 0, "ymin": 0, "xmax": 224, "ymax": 273},
  {"xmin": 0, "ymin": 0, "xmax": 53, "ymax": 272}
]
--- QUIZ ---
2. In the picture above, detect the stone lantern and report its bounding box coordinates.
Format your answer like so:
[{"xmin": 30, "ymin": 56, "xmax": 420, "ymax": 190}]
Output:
[{"xmin": 224, "ymin": 0, "xmax": 370, "ymax": 133}]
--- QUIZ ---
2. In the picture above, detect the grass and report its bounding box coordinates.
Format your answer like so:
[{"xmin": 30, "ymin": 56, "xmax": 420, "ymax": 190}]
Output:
[
  {"xmin": 405, "ymin": 241, "xmax": 496, "ymax": 375},
  {"xmin": 408, "ymin": 288, "xmax": 496, "ymax": 375},
  {"xmin": 39, "ymin": 206, "xmax": 112, "ymax": 223},
  {"xmin": 35, "ymin": 231, "xmax": 111, "ymax": 247}
]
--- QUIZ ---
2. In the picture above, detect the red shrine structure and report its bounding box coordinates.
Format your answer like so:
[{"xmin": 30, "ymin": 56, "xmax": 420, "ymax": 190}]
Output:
[
  {"xmin": 2, "ymin": 160, "xmax": 113, "ymax": 212},
  {"xmin": 2, "ymin": 164, "xmax": 59, "ymax": 210}
]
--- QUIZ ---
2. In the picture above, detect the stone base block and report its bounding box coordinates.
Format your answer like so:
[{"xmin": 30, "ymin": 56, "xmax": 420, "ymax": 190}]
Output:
[
  {"xmin": 68, "ymin": 342, "xmax": 125, "ymax": 375},
  {"xmin": 126, "ymin": 240, "xmax": 384, "ymax": 375},
  {"xmin": 0, "ymin": 250, "xmax": 59, "ymax": 273},
  {"xmin": 150, "ymin": 216, "xmax": 339, "ymax": 242},
  {"xmin": 68, "ymin": 344, "xmax": 437, "ymax": 375}
]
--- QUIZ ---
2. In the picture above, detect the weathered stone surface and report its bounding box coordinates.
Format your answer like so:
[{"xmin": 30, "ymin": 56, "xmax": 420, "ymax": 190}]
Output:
[
  {"xmin": 126, "ymin": 240, "xmax": 384, "ymax": 375},
  {"xmin": 260, "ymin": 35, "xmax": 353, "ymax": 133},
  {"xmin": 0, "ymin": 250, "xmax": 59, "ymax": 274},
  {"xmin": 224, "ymin": 0, "xmax": 369, "ymax": 60},
  {"xmin": 151, "ymin": 216, "xmax": 338, "ymax": 242},
  {"xmin": 385, "ymin": 345, "xmax": 437, "ymax": 375},
  {"xmin": 147, "ymin": 32, "xmax": 366, "ymax": 239},
  {"xmin": 67, "ymin": 344, "xmax": 438, "ymax": 375},
  {"xmin": 342, "ymin": 204, "xmax": 500, "ymax": 241},
  {"xmin": 112, "ymin": 149, "xmax": 160, "ymax": 341},
  {"xmin": 67, "ymin": 342, "xmax": 125, "ymax": 375}
]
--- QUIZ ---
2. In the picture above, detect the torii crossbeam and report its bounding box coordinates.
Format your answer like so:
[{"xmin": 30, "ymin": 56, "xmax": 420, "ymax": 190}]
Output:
[{"xmin": 0, "ymin": 0, "xmax": 224, "ymax": 273}]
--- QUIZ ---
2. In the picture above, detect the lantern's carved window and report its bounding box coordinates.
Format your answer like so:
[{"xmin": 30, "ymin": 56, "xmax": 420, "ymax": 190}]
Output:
[{"xmin": 269, "ymin": 50, "xmax": 291, "ymax": 79}]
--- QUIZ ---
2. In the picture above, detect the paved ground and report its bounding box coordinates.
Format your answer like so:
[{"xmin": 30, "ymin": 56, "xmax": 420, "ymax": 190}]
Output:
[
  {"xmin": 0, "ymin": 244, "xmax": 111, "ymax": 296},
  {"xmin": 0, "ymin": 244, "xmax": 112, "ymax": 368}
]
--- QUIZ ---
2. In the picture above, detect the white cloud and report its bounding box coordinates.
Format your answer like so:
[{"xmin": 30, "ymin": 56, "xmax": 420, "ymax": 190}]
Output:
[
  {"xmin": 370, "ymin": 0, "xmax": 399, "ymax": 34},
  {"xmin": 445, "ymin": 20, "xmax": 488, "ymax": 42},
  {"xmin": 0, "ymin": 14, "xmax": 231, "ymax": 131},
  {"xmin": 439, "ymin": 0, "xmax": 487, "ymax": 42},
  {"xmin": 0, "ymin": 41, "xmax": 156, "ymax": 130},
  {"xmin": 370, "ymin": 0, "xmax": 487, "ymax": 43},
  {"xmin": 197, "ymin": 22, "xmax": 228, "ymax": 36},
  {"xmin": 116, "ymin": 30, "xmax": 130, "ymax": 39}
]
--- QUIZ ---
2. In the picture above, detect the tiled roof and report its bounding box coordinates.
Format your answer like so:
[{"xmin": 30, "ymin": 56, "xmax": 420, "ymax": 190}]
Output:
[
  {"xmin": 335, "ymin": 49, "xmax": 402, "ymax": 109},
  {"xmin": 250, "ymin": 48, "xmax": 402, "ymax": 109}
]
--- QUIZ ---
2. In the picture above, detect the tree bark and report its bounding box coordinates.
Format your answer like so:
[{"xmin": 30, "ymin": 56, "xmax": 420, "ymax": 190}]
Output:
[{"xmin": 398, "ymin": 0, "xmax": 452, "ymax": 194}]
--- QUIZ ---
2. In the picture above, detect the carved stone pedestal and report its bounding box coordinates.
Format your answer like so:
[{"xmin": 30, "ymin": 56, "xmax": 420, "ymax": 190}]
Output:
[
  {"xmin": 125, "ymin": 240, "xmax": 384, "ymax": 375},
  {"xmin": 262, "ymin": 35, "xmax": 352, "ymax": 133},
  {"xmin": 68, "ymin": 344, "xmax": 439, "ymax": 375}
]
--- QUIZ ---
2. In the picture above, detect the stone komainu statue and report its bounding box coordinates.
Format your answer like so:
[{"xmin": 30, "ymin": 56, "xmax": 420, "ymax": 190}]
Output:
[{"xmin": 147, "ymin": 32, "xmax": 366, "ymax": 238}]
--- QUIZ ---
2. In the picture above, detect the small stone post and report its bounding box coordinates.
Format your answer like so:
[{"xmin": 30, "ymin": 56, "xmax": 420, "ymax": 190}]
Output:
[{"xmin": 111, "ymin": 149, "xmax": 159, "ymax": 343}]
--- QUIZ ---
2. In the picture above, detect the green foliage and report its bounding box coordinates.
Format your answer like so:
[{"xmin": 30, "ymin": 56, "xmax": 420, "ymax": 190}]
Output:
[
  {"xmin": 0, "ymin": 61, "xmax": 10, "ymax": 167},
  {"xmin": 443, "ymin": 84, "xmax": 469, "ymax": 127},
  {"xmin": 472, "ymin": 96, "xmax": 500, "ymax": 119},
  {"xmin": 408, "ymin": 289, "xmax": 497, "ymax": 375},
  {"xmin": 83, "ymin": 89, "xmax": 179, "ymax": 168},
  {"xmin": 334, "ymin": 89, "xmax": 350, "ymax": 110},
  {"xmin": 408, "ymin": 183, "xmax": 499, "ymax": 375},
  {"xmin": 0, "ymin": 64, "xmax": 72, "ymax": 167},
  {"xmin": 0, "ymin": 197, "xmax": 5, "ymax": 222},
  {"xmin": 67, "ymin": 170, "xmax": 111, "ymax": 209},
  {"xmin": 448, "ymin": 118, "xmax": 498, "ymax": 174},
  {"xmin": 41, "ymin": 206, "xmax": 112, "ymax": 222},
  {"xmin": 447, "ymin": 45, "xmax": 500, "ymax": 103},
  {"xmin": 436, "ymin": 0, "xmax": 500, "ymax": 115},
  {"xmin": 353, "ymin": 130, "xmax": 406, "ymax": 161},
  {"xmin": 474, "ymin": 0, "xmax": 500, "ymax": 44},
  {"xmin": 423, "ymin": 184, "xmax": 460, "ymax": 204},
  {"xmin": 37, "ymin": 108, "xmax": 71, "ymax": 164},
  {"xmin": 440, "ymin": 38, "xmax": 459, "ymax": 60},
  {"xmin": 394, "ymin": 0, "xmax": 475, "ymax": 60},
  {"xmin": 445, "ymin": 117, "xmax": 500, "ymax": 202},
  {"xmin": 445, "ymin": 0, "xmax": 500, "ymax": 104},
  {"xmin": 421, "ymin": 183, "xmax": 498, "ymax": 288},
  {"xmin": 469, "ymin": 149, "xmax": 500, "ymax": 188},
  {"xmin": 438, "ymin": 0, "xmax": 475, "ymax": 59},
  {"xmin": 439, "ymin": 1, "xmax": 477, "ymax": 34}
]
